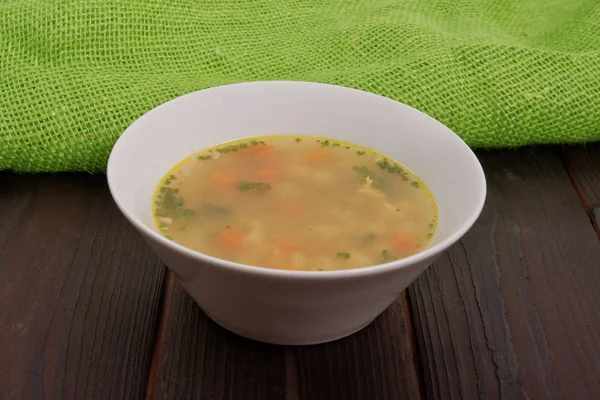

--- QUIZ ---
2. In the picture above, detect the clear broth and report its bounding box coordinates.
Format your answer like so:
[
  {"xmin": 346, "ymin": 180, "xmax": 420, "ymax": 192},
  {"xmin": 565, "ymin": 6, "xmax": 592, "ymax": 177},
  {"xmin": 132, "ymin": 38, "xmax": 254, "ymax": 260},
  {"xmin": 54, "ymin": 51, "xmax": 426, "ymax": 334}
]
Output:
[{"xmin": 153, "ymin": 136, "xmax": 437, "ymax": 271}]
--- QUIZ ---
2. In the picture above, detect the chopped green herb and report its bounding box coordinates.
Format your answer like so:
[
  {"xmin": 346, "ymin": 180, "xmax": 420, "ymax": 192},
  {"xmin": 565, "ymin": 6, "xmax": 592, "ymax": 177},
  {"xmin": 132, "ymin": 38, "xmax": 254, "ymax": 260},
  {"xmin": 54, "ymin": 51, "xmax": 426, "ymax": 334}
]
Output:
[
  {"xmin": 352, "ymin": 165, "xmax": 371, "ymax": 180},
  {"xmin": 427, "ymin": 233, "xmax": 434, "ymax": 239},
  {"xmin": 295, "ymin": 138, "xmax": 302, "ymax": 143},
  {"xmin": 217, "ymin": 145, "xmax": 236, "ymax": 153},
  {"xmin": 356, "ymin": 150, "xmax": 365, "ymax": 156},
  {"xmin": 345, "ymin": 146, "xmax": 350, "ymax": 149},
  {"xmin": 217, "ymin": 142, "xmax": 249, "ymax": 153},
  {"xmin": 226, "ymin": 225, "xmax": 231, "ymax": 229},
  {"xmin": 429, "ymin": 223, "xmax": 434, "ymax": 228},
  {"xmin": 410, "ymin": 181, "xmax": 420, "ymax": 188},
  {"xmin": 250, "ymin": 140, "xmax": 259, "ymax": 146},
  {"xmin": 317, "ymin": 139, "xmax": 330, "ymax": 147},
  {"xmin": 164, "ymin": 235, "xmax": 174, "ymax": 241},
  {"xmin": 376, "ymin": 158, "xmax": 404, "ymax": 175},
  {"xmin": 171, "ymin": 208, "xmax": 196, "ymax": 218},
  {"xmin": 238, "ymin": 180, "xmax": 272, "ymax": 193},
  {"xmin": 238, "ymin": 181, "xmax": 251, "ymax": 191},
  {"xmin": 332, "ymin": 143, "xmax": 341, "ymax": 147},
  {"xmin": 376, "ymin": 158, "xmax": 391, "ymax": 169},
  {"xmin": 372, "ymin": 178, "xmax": 387, "ymax": 190},
  {"xmin": 169, "ymin": 175, "xmax": 177, "ymax": 180},
  {"xmin": 158, "ymin": 222, "xmax": 169, "ymax": 230},
  {"xmin": 155, "ymin": 186, "xmax": 187, "ymax": 218},
  {"xmin": 362, "ymin": 233, "xmax": 376, "ymax": 244},
  {"xmin": 381, "ymin": 249, "xmax": 398, "ymax": 262},
  {"xmin": 179, "ymin": 225, "xmax": 187, "ymax": 231},
  {"xmin": 197, "ymin": 155, "xmax": 211, "ymax": 160},
  {"xmin": 164, "ymin": 179, "xmax": 171, "ymax": 185},
  {"xmin": 336, "ymin": 252, "xmax": 351, "ymax": 259},
  {"xmin": 259, "ymin": 140, "xmax": 266, "ymax": 145},
  {"xmin": 202, "ymin": 203, "xmax": 231, "ymax": 217},
  {"xmin": 317, "ymin": 268, "xmax": 324, "ymax": 271}
]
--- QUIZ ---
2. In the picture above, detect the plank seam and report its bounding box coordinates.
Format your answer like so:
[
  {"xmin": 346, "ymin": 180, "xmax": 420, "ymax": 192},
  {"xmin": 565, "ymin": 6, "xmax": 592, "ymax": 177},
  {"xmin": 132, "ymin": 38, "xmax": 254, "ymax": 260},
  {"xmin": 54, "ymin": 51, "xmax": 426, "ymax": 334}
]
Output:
[{"xmin": 145, "ymin": 271, "xmax": 175, "ymax": 400}]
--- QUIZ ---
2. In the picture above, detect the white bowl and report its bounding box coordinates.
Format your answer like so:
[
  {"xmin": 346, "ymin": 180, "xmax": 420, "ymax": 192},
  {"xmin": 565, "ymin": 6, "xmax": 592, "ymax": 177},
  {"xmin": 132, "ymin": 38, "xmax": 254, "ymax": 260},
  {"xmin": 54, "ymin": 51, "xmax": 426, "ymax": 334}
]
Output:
[{"xmin": 107, "ymin": 81, "xmax": 486, "ymax": 345}]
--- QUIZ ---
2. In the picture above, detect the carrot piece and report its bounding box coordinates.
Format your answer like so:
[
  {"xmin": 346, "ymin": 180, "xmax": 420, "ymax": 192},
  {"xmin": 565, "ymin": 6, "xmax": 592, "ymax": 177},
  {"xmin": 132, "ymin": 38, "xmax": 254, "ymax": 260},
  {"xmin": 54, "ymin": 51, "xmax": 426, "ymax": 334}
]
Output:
[
  {"xmin": 248, "ymin": 144, "xmax": 274, "ymax": 158},
  {"xmin": 210, "ymin": 170, "xmax": 238, "ymax": 188},
  {"xmin": 257, "ymin": 168, "xmax": 281, "ymax": 182},
  {"xmin": 217, "ymin": 227, "xmax": 245, "ymax": 248},
  {"xmin": 275, "ymin": 238, "xmax": 301, "ymax": 255},
  {"xmin": 307, "ymin": 148, "xmax": 329, "ymax": 166},
  {"xmin": 282, "ymin": 202, "xmax": 303, "ymax": 218},
  {"xmin": 391, "ymin": 234, "xmax": 417, "ymax": 252}
]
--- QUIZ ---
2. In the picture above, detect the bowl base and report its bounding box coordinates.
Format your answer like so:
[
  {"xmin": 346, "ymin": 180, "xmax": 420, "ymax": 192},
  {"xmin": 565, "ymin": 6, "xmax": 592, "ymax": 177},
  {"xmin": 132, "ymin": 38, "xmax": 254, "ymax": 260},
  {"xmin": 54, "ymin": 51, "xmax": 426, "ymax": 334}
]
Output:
[{"xmin": 207, "ymin": 315, "xmax": 377, "ymax": 346}]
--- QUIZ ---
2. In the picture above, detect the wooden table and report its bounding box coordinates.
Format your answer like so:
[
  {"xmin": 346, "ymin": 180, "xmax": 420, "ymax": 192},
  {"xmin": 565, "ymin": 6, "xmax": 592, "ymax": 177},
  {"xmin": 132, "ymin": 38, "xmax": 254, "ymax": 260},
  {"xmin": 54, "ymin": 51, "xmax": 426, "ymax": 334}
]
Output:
[{"xmin": 1, "ymin": 145, "xmax": 599, "ymax": 400}]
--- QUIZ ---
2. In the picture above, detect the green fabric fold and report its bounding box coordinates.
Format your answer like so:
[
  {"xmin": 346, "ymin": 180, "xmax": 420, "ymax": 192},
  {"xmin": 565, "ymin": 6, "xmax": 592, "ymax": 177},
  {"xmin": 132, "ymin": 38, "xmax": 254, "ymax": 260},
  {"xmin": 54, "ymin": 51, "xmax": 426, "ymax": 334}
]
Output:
[{"xmin": 1, "ymin": 0, "xmax": 599, "ymax": 172}]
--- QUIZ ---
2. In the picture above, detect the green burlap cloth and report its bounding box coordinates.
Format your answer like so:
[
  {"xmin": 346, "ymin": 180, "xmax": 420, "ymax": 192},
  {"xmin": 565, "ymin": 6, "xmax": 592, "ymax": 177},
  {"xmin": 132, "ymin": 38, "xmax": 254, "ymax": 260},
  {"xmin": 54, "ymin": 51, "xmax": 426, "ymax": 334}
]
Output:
[{"xmin": 1, "ymin": 1, "xmax": 599, "ymax": 172}]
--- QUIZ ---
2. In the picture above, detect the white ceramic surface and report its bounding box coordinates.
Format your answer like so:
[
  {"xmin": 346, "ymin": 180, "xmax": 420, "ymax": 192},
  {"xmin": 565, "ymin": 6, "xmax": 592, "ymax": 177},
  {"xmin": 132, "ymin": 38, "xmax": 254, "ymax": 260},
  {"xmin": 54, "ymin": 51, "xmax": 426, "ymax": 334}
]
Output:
[{"xmin": 107, "ymin": 81, "xmax": 486, "ymax": 345}]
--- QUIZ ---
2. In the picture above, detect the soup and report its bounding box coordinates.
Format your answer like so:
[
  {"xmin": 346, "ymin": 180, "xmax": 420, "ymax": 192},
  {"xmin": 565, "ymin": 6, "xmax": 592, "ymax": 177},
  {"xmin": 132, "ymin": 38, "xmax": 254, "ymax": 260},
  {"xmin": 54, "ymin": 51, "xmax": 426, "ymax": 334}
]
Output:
[{"xmin": 153, "ymin": 136, "xmax": 437, "ymax": 271}]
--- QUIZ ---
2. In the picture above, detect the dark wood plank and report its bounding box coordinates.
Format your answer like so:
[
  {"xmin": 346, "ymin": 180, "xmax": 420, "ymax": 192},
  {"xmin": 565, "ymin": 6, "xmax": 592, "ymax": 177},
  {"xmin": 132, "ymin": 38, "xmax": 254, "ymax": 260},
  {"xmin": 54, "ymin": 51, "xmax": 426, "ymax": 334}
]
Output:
[
  {"xmin": 150, "ymin": 279, "xmax": 288, "ymax": 400},
  {"xmin": 561, "ymin": 143, "xmax": 600, "ymax": 235},
  {"xmin": 146, "ymin": 273, "xmax": 176, "ymax": 400},
  {"xmin": 408, "ymin": 149, "xmax": 600, "ymax": 400},
  {"xmin": 150, "ymin": 280, "xmax": 422, "ymax": 400},
  {"xmin": 291, "ymin": 292, "xmax": 422, "ymax": 400},
  {"xmin": 0, "ymin": 174, "xmax": 166, "ymax": 400}
]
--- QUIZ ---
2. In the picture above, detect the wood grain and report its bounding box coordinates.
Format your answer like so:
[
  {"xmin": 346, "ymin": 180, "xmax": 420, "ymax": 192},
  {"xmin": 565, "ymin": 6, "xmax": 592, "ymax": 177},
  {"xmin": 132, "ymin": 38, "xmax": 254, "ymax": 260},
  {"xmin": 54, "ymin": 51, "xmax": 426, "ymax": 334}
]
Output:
[
  {"xmin": 408, "ymin": 149, "xmax": 600, "ymax": 400},
  {"xmin": 0, "ymin": 174, "xmax": 166, "ymax": 400},
  {"xmin": 150, "ymin": 282, "xmax": 422, "ymax": 400},
  {"xmin": 150, "ymin": 280, "xmax": 287, "ymax": 400},
  {"xmin": 291, "ymin": 292, "xmax": 422, "ymax": 400},
  {"xmin": 561, "ymin": 144, "xmax": 600, "ymax": 235}
]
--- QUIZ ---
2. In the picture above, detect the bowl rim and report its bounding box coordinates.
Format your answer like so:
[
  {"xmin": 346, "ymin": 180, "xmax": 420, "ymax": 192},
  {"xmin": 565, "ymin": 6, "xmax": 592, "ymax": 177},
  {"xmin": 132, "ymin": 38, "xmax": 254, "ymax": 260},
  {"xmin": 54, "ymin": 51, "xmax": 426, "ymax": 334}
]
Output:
[{"xmin": 107, "ymin": 80, "xmax": 487, "ymax": 281}]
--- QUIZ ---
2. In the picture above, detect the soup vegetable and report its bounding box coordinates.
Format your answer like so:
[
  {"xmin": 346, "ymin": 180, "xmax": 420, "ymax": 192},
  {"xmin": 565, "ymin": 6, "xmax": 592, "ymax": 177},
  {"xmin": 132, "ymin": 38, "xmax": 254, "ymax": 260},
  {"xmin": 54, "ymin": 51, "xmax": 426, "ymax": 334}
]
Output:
[{"xmin": 153, "ymin": 136, "xmax": 437, "ymax": 271}]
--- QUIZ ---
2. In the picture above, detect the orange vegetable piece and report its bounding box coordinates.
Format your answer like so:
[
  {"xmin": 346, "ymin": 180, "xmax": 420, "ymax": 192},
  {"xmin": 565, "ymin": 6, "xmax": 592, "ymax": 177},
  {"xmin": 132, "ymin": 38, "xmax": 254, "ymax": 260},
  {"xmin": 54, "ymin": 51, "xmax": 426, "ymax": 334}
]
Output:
[
  {"xmin": 257, "ymin": 168, "xmax": 281, "ymax": 182},
  {"xmin": 275, "ymin": 238, "xmax": 301, "ymax": 255},
  {"xmin": 217, "ymin": 227, "xmax": 245, "ymax": 248},
  {"xmin": 210, "ymin": 170, "xmax": 238, "ymax": 188},
  {"xmin": 282, "ymin": 202, "xmax": 303, "ymax": 218},
  {"xmin": 307, "ymin": 148, "xmax": 329, "ymax": 165},
  {"xmin": 391, "ymin": 234, "xmax": 417, "ymax": 252},
  {"xmin": 248, "ymin": 144, "xmax": 274, "ymax": 158}
]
